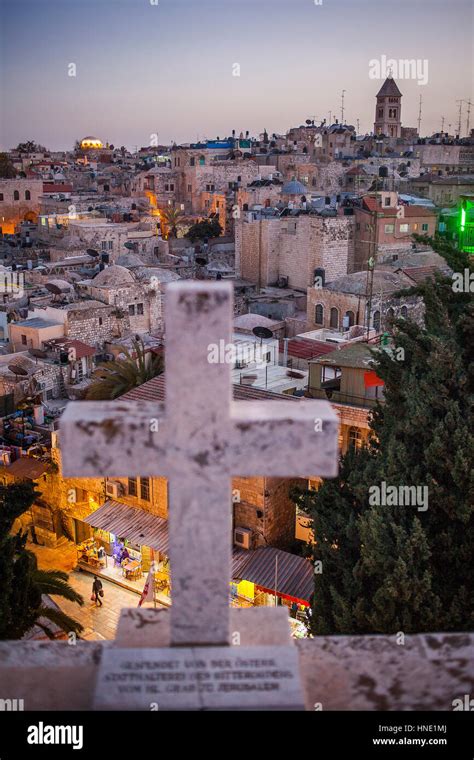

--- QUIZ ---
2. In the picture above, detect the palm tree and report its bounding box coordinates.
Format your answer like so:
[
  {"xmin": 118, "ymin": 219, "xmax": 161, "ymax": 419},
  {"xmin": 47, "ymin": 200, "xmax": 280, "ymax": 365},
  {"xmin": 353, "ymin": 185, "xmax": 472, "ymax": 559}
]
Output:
[
  {"xmin": 28, "ymin": 564, "xmax": 85, "ymax": 639},
  {"xmin": 160, "ymin": 203, "xmax": 183, "ymax": 238},
  {"xmin": 0, "ymin": 481, "xmax": 84, "ymax": 640},
  {"xmin": 86, "ymin": 337, "xmax": 163, "ymax": 400}
]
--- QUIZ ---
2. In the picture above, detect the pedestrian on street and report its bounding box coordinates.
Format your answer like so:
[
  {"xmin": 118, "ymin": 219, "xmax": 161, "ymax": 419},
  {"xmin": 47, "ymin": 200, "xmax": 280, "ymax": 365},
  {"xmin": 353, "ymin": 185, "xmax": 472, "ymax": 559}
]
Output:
[{"xmin": 92, "ymin": 575, "xmax": 103, "ymax": 607}]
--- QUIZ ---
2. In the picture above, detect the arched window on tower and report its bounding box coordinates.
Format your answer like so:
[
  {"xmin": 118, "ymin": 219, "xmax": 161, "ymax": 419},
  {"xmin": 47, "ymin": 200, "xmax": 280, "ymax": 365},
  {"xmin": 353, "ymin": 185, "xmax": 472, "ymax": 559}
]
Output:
[
  {"xmin": 373, "ymin": 310, "xmax": 381, "ymax": 331},
  {"xmin": 315, "ymin": 304, "xmax": 324, "ymax": 325}
]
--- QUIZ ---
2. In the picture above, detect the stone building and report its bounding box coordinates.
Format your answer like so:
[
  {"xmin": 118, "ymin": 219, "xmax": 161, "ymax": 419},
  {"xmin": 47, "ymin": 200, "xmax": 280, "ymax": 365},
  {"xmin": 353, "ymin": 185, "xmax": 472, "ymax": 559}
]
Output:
[
  {"xmin": 407, "ymin": 174, "xmax": 474, "ymax": 207},
  {"xmin": 69, "ymin": 218, "xmax": 159, "ymax": 264},
  {"xmin": 78, "ymin": 264, "xmax": 166, "ymax": 336},
  {"xmin": 307, "ymin": 342, "xmax": 382, "ymax": 454},
  {"xmin": 306, "ymin": 269, "xmax": 424, "ymax": 335},
  {"xmin": 353, "ymin": 192, "xmax": 437, "ymax": 272},
  {"xmin": 235, "ymin": 210, "xmax": 355, "ymax": 290},
  {"xmin": 0, "ymin": 178, "xmax": 44, "ymax": 233}
]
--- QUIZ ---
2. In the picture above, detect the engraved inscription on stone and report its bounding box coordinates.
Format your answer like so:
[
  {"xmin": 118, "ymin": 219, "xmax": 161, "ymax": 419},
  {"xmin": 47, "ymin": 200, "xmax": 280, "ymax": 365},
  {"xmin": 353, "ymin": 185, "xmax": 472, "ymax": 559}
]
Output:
[{"xmin": 95, "ymin": 645, "xmax": 306, "ymax": 710}]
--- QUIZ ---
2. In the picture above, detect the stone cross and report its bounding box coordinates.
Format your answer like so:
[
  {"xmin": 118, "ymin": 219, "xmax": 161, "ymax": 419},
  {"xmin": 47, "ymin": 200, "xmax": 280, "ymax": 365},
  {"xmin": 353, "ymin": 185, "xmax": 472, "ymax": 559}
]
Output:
[{"xmin": 60, "ymin": 282, "xmax": 338, "ymax": 647}]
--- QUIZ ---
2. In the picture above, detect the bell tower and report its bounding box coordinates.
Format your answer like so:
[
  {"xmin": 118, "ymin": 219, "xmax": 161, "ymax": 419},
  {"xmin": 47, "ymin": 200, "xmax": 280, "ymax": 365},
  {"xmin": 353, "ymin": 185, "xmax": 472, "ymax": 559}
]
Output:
[{"xmin": 374, "ymin": 76, "xmax": 402, "ymax": 138}]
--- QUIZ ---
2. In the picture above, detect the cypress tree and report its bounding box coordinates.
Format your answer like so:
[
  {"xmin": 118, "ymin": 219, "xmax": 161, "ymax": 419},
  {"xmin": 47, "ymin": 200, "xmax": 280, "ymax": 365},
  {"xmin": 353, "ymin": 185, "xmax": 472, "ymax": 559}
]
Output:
[{"xmin": 294, "ymin": 238, "xmax": 474, "ymax": 634}]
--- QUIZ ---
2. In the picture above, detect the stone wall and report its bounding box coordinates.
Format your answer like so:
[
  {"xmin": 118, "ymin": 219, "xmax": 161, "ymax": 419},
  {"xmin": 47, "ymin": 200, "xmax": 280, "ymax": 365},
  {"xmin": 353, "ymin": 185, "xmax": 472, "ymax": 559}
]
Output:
[
  {"xmin": 236, "ymin": 215, "xmax": 354, "ymax": 292},
  {"xmin": 65, "ymin": 305, "xmax": 124, "ymax": 347},
  {"xmin": 233, "ymin": 476, "xmax": 303, "ymax": 549},
  {"xmin": 0, "ymin": 630, "xmax": 471, "ymax": 711},
  {"xmin": 306, "ymin": 285, "xmax": 424, "ymax": 333}
]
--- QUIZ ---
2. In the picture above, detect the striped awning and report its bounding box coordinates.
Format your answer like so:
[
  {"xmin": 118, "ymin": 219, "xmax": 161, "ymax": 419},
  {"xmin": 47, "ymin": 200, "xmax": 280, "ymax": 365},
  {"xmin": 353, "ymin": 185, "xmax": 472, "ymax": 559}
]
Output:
[
  {"xmin": 84, "ymin": 499, "xmax": 169, "ymax": 553},
  {"xmin": 232, "ymin": 546, "xmax": 314, "ymax": 605}
]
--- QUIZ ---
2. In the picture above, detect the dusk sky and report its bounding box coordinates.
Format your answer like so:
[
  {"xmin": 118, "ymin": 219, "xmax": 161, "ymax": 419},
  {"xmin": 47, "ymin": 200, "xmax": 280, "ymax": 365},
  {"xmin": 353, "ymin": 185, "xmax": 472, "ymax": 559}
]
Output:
[{"xmin": 1, "ymin": 0, "xmax": 473, "ymax": 151}]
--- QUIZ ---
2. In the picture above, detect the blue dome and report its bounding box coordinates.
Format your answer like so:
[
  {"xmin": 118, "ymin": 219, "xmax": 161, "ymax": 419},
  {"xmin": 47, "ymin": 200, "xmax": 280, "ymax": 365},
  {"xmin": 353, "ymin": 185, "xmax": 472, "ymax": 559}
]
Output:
[{"xmin": 281, "ymin": 178, "xmax": 307, "ymax": 195}]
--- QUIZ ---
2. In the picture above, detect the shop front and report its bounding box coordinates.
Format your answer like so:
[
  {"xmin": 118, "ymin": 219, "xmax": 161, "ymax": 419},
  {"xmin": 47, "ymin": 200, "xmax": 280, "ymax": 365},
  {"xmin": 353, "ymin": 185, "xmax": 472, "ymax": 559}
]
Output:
[
  {"xmin": 75, "ymin": 498, "xmax": 171, "ymax": 605},
  {"xmin": 232, "ymin": 545, "xmax": 314, "ymax": 637}
]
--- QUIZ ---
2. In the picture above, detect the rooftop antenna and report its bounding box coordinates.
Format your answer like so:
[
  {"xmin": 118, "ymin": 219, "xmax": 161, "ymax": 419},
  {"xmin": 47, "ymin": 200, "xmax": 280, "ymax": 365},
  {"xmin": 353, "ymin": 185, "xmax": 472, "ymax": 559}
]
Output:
[
  {"xmin": 441, "ymin": 116, "xmax": 445, "ymax": 133},
  {"xmin": 341, "ymin": 90, "xmax": 346, "ymax": 124},
  {"xmin": 417, "ymin": 94, "xmax": 422, "ymax": 135},
  {"xmin": 356, "ymin": 118, "xmax": 360, "ymax": 134},
  {"xmin": 463, "ymin": 100, "xmax": 472, "ymax": 136},
  {"xmin": 456, "ymin": 100, "xmax": 463, "ymax": 137},
  {"xmin": 329, "ymin": 110, "xmax": 332, "ymax": 126}
]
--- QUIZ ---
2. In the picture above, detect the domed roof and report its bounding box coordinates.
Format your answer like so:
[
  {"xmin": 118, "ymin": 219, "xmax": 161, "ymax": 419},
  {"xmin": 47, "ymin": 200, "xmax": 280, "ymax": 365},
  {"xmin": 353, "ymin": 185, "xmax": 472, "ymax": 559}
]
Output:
[
  {"xmin": 281, "ymin": 177, "xmax": 307, "ymax": 195},
  {"xmin": 115, "ymin": 253, "xmax": 146, "ymax": 268},
  {"xmin": 92, "ymin": 265, "xmax": 135, "ymax": 287},
  {"xmin": 81, "ymin": 136, "xmax": 103, "ymax": 149}
]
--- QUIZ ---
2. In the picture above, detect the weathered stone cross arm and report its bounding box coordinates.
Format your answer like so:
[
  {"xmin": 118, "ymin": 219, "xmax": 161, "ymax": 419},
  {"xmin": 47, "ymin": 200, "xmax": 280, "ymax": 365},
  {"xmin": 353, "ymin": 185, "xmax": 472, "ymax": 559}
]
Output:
[
  {"xmin": 59, "ymin": 398, "xmax": 338, "ymax": 479},
  {"xmin": 60, "ymin": 280, "xmax": 338, "ymax": 480}
]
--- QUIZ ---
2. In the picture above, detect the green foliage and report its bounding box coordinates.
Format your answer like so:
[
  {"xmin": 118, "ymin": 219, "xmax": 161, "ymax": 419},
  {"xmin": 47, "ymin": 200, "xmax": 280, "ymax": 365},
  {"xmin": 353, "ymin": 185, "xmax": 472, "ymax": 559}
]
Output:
[
  {"xmin": 86, "ymin": 337, "xmax": 163, "ymax": 400},
  {"xmin": 186, "ymin": 218, "xmax": 223, "ymax": 243},
  {"xmin": 294, "ymin": 238, "xmax": 474, "ymax": 634},
  {"xmin": 0, "ymin": 482, "xmax": 84, "ymax": 640},
  {"xmin": 15, "ymin": 141, "xmax": 46, "ymax": 153},
  {"xmin": 160, "ymin": 205, "xmax": 184, "ymax": 238},
  {"xmin": 0, "ymin": 153, "xmax": 17, "ymax": 178}
]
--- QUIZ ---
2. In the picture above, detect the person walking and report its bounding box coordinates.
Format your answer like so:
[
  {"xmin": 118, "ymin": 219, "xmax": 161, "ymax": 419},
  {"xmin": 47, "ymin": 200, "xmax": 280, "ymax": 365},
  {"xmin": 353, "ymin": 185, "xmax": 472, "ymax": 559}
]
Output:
[{"xmin": 92, "ymin": 575, "xmax": 103, "ymax": 607}]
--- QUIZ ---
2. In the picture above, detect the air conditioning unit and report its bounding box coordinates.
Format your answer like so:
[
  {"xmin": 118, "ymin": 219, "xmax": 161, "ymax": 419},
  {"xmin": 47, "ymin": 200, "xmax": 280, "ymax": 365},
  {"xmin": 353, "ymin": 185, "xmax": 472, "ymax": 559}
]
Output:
[
  {"xmin": 106, "ymin": 480, "xmax": 122, "ymax": 499},
  {"xmin": 234, "ymin": 527, "xmax": 252, "ymax": 550}
]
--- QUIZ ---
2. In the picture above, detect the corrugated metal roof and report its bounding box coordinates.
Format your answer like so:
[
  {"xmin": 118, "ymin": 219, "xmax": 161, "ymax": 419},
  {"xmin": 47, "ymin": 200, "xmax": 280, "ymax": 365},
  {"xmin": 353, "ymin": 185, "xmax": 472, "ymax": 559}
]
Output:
[
  {"xmin": 122, "ymin": 373, "xmax": 302, "ymax": 403},
  {"xmin": 279, "ymin": 338, "xmax": 339, "ymax": 360},
  {"xmin": 232, "ymin": 546, "xmax": 314, "ymax": 604},
  {"xmin": 84, "ymin": 499, "xmax": 169, "ymax": 553}
]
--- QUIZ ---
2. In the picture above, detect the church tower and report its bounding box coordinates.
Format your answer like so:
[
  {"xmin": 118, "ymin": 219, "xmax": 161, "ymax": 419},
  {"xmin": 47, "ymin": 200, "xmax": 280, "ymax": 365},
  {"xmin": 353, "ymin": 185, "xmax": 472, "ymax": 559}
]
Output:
[{"xmin": 374, "ymin": 77, "xmax": 402, "ymax": 138}]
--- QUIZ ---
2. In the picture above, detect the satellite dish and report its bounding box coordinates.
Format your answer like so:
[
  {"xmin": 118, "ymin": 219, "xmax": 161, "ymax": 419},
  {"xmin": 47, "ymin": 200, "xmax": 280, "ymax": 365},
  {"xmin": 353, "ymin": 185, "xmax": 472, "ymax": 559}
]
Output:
[
  {"xmin": 252, "ymin": 326, "xmax": 273, "ymax": 340},
  {"xmin": 8, "ymin": 363, "xmax": 28, "ymax": 376},
  {"xmin": 45, "ymin": 282, "xmax": 63, "ymax": 294},
  {"xmin": 195, "ymin": 257, "xmax": 207, "ymax": 266},
  {"xmin": 86, "ymin": 249, "xmax": 99, "ymax": 257}
]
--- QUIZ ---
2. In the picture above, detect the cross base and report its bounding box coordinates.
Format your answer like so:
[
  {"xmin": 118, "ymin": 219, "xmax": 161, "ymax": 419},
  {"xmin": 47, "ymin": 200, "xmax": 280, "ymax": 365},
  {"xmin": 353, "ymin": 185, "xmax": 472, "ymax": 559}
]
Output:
[{"xmin": 93, "ymin": 607, "xmax": 306, "ymax": 711}]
